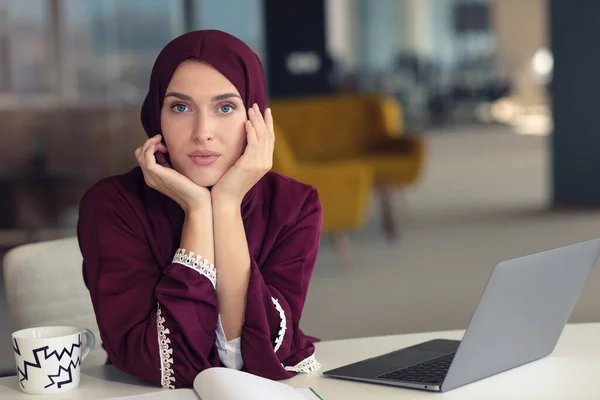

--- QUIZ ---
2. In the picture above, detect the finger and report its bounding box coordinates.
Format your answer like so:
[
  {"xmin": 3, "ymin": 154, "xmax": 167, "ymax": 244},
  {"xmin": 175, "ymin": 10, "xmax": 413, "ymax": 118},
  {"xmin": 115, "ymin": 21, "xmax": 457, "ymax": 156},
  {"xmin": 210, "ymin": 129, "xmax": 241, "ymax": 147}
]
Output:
[
  {"xmin": 136, "ymin": 152, "xmax": 152, "ymax": 187},
  {"xmin": 263, "ymin": 108, "xmax": 275, "ymax": 167},
  {"xmin": 249, "ymin": 104, "xmax": 267, "ymax": 140},
  {"xmin": 265, "ymin": 107, "xmax": 275, "ymax": 142},
  {"xmin": 139, "ymin": 137, "xmax": 155, "ymax": 164},
  {"xmin": 138, "ymin": 135, "xmax": 160, "ymax": 164},
  {"xmin": 264, "ymin": 107, "xmax": 274, "ymax": 130},
  {"xmin": 156, "ymin": 142, "xmax": 168, "ymax": 154},
  {"xmin": 136, "ymin": 146, "xmax": 146, "ymax": 170},
  {"xmin": 142, "ymin": 134, "xmax": 162, "ymax": 153},
  {"xmin": 245, "ymin": 120, "xmax": 258, "ymax": 152},
  {"xmin": 144, "ymin": 141, "xmax": 160, "ymax": 170}
]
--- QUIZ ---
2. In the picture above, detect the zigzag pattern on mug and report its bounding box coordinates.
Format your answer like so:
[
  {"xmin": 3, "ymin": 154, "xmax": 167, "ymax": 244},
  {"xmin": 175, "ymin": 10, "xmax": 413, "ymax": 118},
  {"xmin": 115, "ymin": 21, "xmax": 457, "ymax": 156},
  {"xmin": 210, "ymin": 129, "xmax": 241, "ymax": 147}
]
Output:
[
  {"xmin": 14, "ymin": 334, "xmax": 82, "ymax": 389},
  {"xmin": 43, "ymin": 334, "xmax": 82, "ymax": 362},
  {"xmin": 44, "ymin": 357, "xmax": 81, "ymax": 389},
  {"xmin": 14, "ymin": 340, "xmax": 44, "ymax": 388}
]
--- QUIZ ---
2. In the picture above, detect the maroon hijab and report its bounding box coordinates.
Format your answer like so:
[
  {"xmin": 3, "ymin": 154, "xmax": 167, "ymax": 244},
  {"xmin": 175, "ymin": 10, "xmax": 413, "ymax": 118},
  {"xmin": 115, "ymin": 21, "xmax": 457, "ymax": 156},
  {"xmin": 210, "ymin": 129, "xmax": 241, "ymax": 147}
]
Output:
[{"xmin": 141, "ymin": 29, "xmax": 267, "ymax": 138}]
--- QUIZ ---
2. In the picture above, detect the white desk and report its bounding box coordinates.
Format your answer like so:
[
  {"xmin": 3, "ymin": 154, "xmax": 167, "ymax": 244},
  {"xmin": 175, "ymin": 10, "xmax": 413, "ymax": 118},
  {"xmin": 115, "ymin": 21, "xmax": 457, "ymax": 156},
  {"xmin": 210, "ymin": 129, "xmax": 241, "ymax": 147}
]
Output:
[{"xmin": 1, "ymin": 323, "xmax": 599, "ymax": 399}]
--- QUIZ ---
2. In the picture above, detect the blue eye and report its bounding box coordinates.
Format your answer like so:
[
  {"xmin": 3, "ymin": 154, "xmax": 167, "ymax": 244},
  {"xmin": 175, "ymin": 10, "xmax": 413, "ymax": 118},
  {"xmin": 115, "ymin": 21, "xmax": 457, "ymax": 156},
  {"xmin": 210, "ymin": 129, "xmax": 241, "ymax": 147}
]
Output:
[
  {"xmin": 171, "ymin": 104, "xmax": 189, "ymax": 113},
  {"xmin": 219, "ymin": 105, "xmax": 233, "ymax": 114}
]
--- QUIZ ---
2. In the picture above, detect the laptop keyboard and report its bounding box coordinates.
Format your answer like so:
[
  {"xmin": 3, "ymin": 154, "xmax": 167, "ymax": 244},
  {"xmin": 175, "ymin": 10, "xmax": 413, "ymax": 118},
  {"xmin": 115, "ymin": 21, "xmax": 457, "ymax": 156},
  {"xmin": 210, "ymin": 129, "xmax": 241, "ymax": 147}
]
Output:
[{"xmin": 377, "ymin": 353, "xmax": 455, "ymax": 384}]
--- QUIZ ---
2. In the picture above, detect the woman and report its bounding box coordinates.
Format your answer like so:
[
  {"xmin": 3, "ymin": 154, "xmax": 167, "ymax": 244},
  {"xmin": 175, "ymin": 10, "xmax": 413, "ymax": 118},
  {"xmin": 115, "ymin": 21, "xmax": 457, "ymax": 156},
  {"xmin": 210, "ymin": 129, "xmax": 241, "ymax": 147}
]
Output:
[{"xmin": 77, "ymin": 30, "xmax": 323, "ymax": 389}]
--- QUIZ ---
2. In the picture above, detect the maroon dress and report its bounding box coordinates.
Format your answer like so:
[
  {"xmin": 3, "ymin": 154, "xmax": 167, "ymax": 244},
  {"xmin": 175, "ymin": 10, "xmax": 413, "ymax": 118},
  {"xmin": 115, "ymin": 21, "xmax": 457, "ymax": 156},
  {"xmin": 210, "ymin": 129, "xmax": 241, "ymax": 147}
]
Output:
[{"xmin": 77, "ymin": 167, "xmax": 323, "ymax": 388}]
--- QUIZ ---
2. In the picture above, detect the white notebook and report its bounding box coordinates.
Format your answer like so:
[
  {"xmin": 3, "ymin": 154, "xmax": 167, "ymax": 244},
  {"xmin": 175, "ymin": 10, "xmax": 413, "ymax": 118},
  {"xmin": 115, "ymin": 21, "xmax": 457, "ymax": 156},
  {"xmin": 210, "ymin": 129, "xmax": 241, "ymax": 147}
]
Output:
[
  {"xmin": 194, "ymin": 368, "xmax": 322, "ymax": 400},
  {"xmin": 107, "ymin": 367, "xmax": 323, "ymax": 400}
]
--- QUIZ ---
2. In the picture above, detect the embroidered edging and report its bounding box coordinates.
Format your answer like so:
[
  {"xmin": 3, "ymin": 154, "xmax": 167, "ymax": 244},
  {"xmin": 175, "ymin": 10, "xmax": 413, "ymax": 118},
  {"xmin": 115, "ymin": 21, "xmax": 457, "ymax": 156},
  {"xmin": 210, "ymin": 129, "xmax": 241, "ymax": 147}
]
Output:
[
  {"xmin": 173, "ymin": 248, "xmax": 216, "ymax": 288},
  {"xmin": 271, "ymin": 297, "xmax": 287, "ymax": 353},
  {"xmin": 157, "ymin": 304, "xmax": 175, "ymax": 389},
  {"xmin": 283, "ymin": 354, "xmax": 322, "ymax": 373}
]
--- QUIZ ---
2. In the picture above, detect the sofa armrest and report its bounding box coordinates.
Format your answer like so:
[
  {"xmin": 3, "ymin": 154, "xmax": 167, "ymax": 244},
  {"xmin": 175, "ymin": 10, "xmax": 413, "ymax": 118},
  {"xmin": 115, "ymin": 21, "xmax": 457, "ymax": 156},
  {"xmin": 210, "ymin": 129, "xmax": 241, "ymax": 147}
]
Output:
[
  {"xmin": 288, "ymin": 162, "xmax": 374, "ymax": 232},
  {"xmin": 297, "ymin": 162, "xmax": 372, "ymax": 187}
]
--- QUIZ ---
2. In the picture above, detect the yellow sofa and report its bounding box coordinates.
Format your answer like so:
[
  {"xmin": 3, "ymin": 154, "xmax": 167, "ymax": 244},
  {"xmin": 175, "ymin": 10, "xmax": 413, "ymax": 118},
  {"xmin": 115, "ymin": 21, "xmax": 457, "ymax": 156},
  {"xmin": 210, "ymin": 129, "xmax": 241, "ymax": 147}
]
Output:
[
  {"xmin": 270, "ymin": 94, "xmax": 426, "ymax": 239},
  {"xmin": 270, "ymin": 94, "xmax": 425, "ymax": 184},
  {"xmin": 272, "ymin": 122, "xmax": 373, "ymax": 234}
]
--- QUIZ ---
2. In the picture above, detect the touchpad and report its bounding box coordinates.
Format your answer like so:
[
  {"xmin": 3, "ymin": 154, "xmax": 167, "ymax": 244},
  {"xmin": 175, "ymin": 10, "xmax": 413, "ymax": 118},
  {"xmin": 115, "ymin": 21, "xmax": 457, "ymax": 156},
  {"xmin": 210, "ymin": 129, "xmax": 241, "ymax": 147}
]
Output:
[{"xmin": 370, "ymin": 347, "xmax": 445, "ymax": 369}]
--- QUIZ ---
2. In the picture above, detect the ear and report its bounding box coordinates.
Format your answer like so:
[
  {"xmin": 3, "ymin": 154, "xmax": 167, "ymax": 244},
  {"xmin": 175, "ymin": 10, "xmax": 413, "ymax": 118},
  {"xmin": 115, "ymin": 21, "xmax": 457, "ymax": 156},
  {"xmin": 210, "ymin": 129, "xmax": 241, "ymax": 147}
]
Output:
[
  {"xmin": 161, "ymin": 152, "xmax": 173, "ymax": 167},
  {"xmin": 159, "ymin": 133, "xmax": 167, "ymax": 146}
]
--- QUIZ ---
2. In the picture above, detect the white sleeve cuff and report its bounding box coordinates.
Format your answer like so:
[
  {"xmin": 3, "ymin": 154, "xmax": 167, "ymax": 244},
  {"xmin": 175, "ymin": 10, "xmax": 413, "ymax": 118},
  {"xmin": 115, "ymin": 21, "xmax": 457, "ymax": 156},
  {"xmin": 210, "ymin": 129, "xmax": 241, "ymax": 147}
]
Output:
[
  {"xmin": 215, "ymin": 314, "xmax": 243, "ymax": 370},
  {"xmin": 172, "ymin": 248, "xmax": 216, "ymax": 288}
]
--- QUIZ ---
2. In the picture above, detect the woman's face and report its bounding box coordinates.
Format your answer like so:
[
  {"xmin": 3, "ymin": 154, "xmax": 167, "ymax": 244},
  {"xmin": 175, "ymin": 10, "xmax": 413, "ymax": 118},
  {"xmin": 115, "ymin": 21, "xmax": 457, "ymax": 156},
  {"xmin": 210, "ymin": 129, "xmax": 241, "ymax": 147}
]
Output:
[{"xmin": 161, "ymin": 60, "xmax": 248, "ymax": 187}]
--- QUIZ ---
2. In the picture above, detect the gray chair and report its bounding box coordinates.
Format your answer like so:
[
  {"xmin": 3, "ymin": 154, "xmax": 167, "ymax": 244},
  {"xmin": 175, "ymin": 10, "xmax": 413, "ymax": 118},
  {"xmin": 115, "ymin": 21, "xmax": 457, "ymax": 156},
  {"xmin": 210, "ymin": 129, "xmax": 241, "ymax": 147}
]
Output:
[{"xmin": 2, "ymin": 237, "xmax": 107, "ymax": 370}]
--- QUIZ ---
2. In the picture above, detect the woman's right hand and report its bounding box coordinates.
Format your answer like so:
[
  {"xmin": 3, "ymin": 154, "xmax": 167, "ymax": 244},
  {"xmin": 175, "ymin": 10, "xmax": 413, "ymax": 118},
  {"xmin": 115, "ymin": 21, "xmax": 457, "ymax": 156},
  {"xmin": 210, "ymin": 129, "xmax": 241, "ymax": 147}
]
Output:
[{"xmin": 135, "ymin": 134, "xmax": 211, "ymax": 215}]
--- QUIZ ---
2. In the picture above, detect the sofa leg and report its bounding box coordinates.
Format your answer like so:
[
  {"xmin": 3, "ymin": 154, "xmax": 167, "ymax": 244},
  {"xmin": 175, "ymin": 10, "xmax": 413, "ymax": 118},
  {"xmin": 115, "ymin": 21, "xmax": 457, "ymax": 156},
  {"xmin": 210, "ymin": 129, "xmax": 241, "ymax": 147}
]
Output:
[
  {"xmin": 379, "ymin": 187, "xmax": 401, "ymax": 241},
  {"xmin": 331, "ymin": 233, "xmax": 352, "ymax": 269}
]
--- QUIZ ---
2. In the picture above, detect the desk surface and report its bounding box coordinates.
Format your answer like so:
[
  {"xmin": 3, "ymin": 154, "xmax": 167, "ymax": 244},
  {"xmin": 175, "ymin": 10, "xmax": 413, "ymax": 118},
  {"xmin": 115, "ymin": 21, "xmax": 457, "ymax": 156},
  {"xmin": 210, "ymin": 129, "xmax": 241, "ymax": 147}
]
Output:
[{"xmin": 1, "ymin": 323, "xmax": 599, "ymax": 399}]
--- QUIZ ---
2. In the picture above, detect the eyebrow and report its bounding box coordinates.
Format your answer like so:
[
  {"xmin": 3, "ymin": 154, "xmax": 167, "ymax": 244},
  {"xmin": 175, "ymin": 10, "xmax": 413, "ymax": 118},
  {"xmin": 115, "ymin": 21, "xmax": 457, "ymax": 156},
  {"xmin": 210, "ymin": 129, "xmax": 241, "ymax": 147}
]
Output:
[
  {"xmin": 164, "ymin": 91, "xmax": 241, "ymax": 102},
  {"xmin": 211, "ymin": 93, "xmax": 242, "ymax": 102}
]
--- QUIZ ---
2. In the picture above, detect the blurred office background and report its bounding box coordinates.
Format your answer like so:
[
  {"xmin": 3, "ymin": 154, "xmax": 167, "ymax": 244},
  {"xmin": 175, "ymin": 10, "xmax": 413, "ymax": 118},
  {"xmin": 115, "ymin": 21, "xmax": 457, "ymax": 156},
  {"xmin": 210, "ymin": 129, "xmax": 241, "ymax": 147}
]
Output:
[{"xmin": 2, "ymin": 0, "xmax": 600, "ymax": 376}]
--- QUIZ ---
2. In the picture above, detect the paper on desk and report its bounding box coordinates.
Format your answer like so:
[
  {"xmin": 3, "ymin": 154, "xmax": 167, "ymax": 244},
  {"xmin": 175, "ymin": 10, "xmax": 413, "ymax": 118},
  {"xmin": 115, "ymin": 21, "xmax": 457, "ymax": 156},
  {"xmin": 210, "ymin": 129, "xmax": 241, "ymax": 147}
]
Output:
[
  {"xmin": 194, "ymin": 367, "xmax": 321, "ymax": 400},
  {"xmin": 106, "ymin": 388, "xmax": 198, "ymax": 400}
]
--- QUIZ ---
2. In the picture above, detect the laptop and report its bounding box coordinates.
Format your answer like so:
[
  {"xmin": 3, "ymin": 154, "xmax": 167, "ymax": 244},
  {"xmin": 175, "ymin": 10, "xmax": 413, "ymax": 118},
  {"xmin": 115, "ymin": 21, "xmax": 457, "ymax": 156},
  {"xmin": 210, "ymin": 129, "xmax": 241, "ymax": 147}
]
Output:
[{"xmin": 322, "ymin": 237, "xmax": 600, "ymax": 392}]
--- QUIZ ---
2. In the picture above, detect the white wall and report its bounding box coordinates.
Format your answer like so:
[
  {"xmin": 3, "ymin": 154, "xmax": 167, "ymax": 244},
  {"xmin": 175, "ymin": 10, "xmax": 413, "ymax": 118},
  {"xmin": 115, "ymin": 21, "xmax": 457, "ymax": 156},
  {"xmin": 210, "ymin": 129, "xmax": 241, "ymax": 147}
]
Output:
[
  {"xmin": 325, "ymin": 0, "xmax": 359, "ymax": 71},
  {"xmin": 399, "ymin": 0, "xmax": 434, "ymax": 59}
]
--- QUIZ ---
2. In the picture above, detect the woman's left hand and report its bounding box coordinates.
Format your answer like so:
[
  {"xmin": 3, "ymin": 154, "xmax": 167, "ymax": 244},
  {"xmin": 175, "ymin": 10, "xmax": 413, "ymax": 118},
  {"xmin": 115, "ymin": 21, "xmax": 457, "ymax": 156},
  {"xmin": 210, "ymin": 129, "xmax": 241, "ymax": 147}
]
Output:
[{"xmin": 212, "ymin": 103, "xmax": 274, "ymax": 206}]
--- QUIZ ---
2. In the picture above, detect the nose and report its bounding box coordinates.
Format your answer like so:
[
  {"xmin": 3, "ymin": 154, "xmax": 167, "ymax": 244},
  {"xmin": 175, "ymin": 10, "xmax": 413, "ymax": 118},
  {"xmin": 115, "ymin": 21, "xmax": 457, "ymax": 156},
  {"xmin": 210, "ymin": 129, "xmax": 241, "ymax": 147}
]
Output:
[{"xmin": 191, "ymin": 113, "xmax": 214, "ymax": 143}]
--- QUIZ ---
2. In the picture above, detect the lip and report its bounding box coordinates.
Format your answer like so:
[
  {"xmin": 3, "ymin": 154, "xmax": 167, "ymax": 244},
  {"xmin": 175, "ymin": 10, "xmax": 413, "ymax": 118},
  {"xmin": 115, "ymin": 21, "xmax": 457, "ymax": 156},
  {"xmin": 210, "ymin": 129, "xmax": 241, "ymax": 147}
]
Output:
[
  {"xmin": 189, "ymin": 150, "xmax": 221, "ymax": 157},
  {"xmin": 189, "ymin": 151, "xmax": 220, "ymax": 166}
]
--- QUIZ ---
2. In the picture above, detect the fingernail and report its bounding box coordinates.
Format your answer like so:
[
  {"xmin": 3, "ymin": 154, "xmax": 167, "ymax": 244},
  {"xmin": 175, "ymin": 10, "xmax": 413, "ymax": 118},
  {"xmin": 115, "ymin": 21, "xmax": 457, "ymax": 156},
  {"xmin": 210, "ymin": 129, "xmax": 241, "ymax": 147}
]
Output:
[
  {"xmin": 253, "ymin": 103, "xmax": 259, "ymax": 109},
  {"xmin": 248, "ymin": 108, "xmax": 254, "ymax": 115},
  {"xmin": 267, "ymin": 108, "xmax": 272, "ymax": 115}
]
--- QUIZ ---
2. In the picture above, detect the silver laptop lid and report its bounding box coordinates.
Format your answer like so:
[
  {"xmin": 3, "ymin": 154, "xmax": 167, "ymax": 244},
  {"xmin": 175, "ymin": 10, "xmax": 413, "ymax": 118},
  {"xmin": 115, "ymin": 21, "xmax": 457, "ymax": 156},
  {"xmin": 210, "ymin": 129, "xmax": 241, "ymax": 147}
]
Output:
[{"xmin": 442, "ymin": 238, "xmax": 600, "ymax": 392}]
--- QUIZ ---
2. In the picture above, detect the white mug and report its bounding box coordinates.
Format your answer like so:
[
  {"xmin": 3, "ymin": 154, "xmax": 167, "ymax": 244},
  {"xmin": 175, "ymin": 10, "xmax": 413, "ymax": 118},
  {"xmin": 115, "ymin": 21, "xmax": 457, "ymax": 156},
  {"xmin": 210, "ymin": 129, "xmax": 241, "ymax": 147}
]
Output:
[{"xmin": 12, "ymin": 326, "xmax": 95, "ymax": 395}]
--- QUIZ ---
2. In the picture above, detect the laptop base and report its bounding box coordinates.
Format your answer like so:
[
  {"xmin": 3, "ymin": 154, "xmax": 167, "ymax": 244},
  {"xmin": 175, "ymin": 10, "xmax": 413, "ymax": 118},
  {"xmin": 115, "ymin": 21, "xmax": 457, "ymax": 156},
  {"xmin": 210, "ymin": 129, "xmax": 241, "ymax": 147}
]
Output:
[{"xmin": 322, "ymin": 339, "xmax": 460, "ymax": 392}]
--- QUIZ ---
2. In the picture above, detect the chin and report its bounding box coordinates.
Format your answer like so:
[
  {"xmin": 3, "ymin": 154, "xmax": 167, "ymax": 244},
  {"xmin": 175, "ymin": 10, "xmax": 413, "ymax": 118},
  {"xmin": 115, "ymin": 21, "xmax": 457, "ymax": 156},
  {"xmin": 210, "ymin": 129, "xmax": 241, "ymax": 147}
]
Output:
[
  {"xmin": 185, "ymin": 169, "xmax": 222, "ymax": 188},
  {"xmin": 172, "ymin": 157, "xmax": 227, "ymax": 188}
]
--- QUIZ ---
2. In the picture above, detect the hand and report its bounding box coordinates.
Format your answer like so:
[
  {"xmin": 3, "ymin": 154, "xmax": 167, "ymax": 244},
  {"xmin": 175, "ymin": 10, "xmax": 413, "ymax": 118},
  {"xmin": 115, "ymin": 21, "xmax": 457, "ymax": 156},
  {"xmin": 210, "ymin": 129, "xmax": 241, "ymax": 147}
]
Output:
[
  {"xmin": 212, "ymin": 103, "xmax": 275, "ymax": 205},
  {"xmin": 135, "ymin": 134, "xmax": 211, "ymax": 215}
]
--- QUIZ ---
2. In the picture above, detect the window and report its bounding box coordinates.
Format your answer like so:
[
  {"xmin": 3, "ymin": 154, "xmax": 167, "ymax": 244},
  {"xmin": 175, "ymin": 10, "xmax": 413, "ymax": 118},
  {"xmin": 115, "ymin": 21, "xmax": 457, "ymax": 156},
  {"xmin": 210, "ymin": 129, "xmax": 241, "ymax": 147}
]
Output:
[
  {"xmin": 0, "ymin": 0, "xmax": 267, "ymax": 108},
  {"xmin": 0, "ymin": 0, "xmax": 186, "ymax": 107},
  {"xmin": 61, "ymin": 0, "xmax": 185, "ymax": 104},
  {"xmin": 0, "ymin": 0, "xmax": 56, "ymax": 95}
]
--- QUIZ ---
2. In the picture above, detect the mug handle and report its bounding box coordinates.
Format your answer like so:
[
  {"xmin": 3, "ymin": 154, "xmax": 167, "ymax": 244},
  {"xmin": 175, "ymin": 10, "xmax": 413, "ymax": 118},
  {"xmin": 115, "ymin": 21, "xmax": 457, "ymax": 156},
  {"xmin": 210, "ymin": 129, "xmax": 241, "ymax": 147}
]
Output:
[{"xmin": 81, "ymin": 329, "xmax": 96, "ymax": 362}]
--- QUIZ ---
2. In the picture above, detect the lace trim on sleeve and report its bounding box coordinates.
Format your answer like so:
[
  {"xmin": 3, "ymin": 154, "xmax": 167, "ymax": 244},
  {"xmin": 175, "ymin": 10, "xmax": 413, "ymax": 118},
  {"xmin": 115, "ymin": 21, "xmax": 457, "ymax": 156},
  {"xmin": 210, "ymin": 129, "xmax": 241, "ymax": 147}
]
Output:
[
  {"xmin": 173, "ymin": 248, "xmax": 216, "ymax": 289},
  {"xmin": 283, "ymin": 354, "xmax": 322, "ymax": 373},
  {"xmin": 157, "ymin": 303, "xmax": 175, "ymax": 389},
  {"xmin": 271, "ymin": 297, "xmax": 287, "ymax": 353}
]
